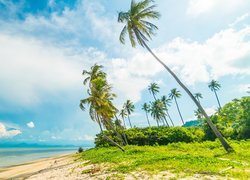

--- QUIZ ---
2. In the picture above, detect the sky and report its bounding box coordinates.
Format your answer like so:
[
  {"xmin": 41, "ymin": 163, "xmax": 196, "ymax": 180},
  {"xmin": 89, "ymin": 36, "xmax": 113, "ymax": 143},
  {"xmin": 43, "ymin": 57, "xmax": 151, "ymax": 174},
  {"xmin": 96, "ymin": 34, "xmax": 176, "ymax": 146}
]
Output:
[{"xmin": 0, "ymin": 0, "xmax": 249, "ymax": 146}]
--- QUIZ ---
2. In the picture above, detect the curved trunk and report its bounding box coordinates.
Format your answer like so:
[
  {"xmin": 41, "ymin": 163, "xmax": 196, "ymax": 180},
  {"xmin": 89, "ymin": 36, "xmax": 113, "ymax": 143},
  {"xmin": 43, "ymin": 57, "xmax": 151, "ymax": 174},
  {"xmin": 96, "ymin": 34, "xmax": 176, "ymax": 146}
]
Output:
[
  {"xmin": 214, "ymin": 91, "xmax": 222, "ymax": 110},
  {"xmin": 96, "ymin": 115, "xmax": 125, "ymax": 151},
  {"xmin": 145, "ymin": 111, "xmax": 151, "ymax": 127},
  {"xmin": 166, "ymin": 111, "xmax": 174, "ymax": 126},
  {"xmin": 152, "ymin": 93, "xmax": 157, "ymax": 100},
  {"xmin": 122, "ymin": 117, "xmax": 127, "ymax": 129},
  {"xmin": 174, "ymin": 97, "xmax": 184, "ymax": 125},
  {"xmin": 142, "ymin": 41, "xmax": 233, "ymax": 152},
  {"xmin": 163, "ymin": 116, "xmax": 169, "ymax": 127},
  {"xmin": 127, "ymin": 114, "xmax": 132, "ymax": 128},
  {"xmin": 156, "ymin": 119, "xmax": 160, "ymax": 127}
]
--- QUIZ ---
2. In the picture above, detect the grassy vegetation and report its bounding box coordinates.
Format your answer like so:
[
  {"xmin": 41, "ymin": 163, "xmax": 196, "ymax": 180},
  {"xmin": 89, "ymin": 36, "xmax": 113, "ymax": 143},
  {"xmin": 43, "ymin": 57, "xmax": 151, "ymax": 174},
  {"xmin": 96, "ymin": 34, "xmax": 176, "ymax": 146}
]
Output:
[{"xmin": 78, "ymin": 140, "xmax": 250, "ymax": 179}]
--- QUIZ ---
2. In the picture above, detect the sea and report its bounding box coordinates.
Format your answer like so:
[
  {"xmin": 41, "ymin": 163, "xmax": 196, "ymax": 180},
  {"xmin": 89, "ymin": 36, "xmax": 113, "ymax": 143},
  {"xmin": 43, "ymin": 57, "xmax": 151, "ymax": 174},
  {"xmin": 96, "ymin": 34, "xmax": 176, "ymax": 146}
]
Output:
[{"xmin": 0, "ymin": 146, "xmax": 86, "ymax": 168}]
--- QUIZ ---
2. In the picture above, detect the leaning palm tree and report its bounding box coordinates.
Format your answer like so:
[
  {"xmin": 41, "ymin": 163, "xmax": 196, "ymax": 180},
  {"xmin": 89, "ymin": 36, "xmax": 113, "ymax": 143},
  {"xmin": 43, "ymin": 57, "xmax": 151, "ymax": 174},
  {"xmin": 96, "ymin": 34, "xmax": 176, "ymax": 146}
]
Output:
[
  {"xmin": 123, "ymin": 100, "xmax": 135, "ymax": 128},
  {"xmin": 194, "ymin": 92, "xmax": 203, "ymax": 104},
  {"xmin": 148, "ymin": 83, "xmax": 160, "ymax": 100},
  {"xmin": 161, "ymin": 95, "xmax": 174, "ymax": 126},
  {"xmin": 117, "ymin": 0, "xmax": 233, "ymax": 152},
  {"xmin": 169, "ymin": 88, "xmax": 184, "ymax": 125},
  {"xmin": 80, "ymin": 75, "xmax": 125, "ymax": 151},
  {"xmin": 208, "ymin": 80, "xmax": 222, "ymax": 109},
  {"xmin": 142, "ymin": 103, "xmax": 151, "ymax": 127}
]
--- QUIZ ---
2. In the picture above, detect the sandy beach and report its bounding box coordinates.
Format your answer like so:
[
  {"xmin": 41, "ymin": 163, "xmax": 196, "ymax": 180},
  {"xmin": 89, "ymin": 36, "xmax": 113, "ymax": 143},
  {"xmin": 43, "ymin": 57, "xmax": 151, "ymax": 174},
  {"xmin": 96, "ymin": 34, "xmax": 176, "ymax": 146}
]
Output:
[
  {"xmin": 0, "ymin": 153, "xmax": 223, "ymax": 180},
  {"xmin": 0, "ymin": 154, "xmax": 76, "ymax": 179}
]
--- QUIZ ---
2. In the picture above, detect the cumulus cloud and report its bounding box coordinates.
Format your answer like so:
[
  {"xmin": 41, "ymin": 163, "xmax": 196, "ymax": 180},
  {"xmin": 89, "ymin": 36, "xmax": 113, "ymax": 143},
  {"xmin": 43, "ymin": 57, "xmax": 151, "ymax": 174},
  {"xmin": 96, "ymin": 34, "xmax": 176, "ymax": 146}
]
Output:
[
  {"xmin": 187, "ymin": 0, "xmax": 247, "ymax": 16},
  {"xmin": 0, "ymin": 123, "xmax": 22, "ymax": 138},
  {"xmin": 27, "ymin": 121, "xmax": 35, "ymax": 128},
  {"xmin": 238, "ymin": 84, "xmax": 250, "ymax": 93}
]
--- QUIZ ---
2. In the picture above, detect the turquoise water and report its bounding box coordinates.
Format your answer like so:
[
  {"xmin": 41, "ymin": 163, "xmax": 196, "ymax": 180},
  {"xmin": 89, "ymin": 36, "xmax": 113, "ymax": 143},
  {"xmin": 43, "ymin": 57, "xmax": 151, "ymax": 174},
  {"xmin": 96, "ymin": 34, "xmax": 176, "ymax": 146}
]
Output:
[{"xmin": 0, "ymin": 147, "xmax": 79, "ymax": 167}]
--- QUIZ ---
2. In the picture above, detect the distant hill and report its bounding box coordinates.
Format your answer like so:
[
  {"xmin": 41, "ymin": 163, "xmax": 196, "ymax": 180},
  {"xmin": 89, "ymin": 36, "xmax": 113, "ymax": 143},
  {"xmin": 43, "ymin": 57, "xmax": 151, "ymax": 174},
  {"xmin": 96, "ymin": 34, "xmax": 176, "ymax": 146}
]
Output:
[{"xmin": 183, "ymin": 120, "xmax": 203, "ymax": 127}]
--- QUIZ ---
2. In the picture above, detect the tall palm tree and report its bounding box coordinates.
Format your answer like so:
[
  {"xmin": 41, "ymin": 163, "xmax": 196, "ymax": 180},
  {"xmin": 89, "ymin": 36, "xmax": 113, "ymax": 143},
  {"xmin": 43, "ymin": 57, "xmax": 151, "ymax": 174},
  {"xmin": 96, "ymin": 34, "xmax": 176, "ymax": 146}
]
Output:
[
  {"xmin": 161, "ymin": 96, "xmax": 174, "ymax": 126},
  {"xmin": 148, "ymin": 83, "xmax": 160, "ymax": 100},
  {"xmin": 208, "ymin": 80, "xmax": 222, "ymax": 109},
  {"xmin": 194, "ymin": 92, "xmax": 203, "ymax": 104},
  {"xmin": 82, "ymin": 64, "xmax": 106, "ymax": 88},
  {"xmin": 149, "ymin": 100, "xmax": 168, "ymax": 127},
  {"xmin": 123, "ymin": 100, "xmax": 135, "ymax": 128},
  {"xmin": 117, "ymin": 0, "xmax": 233, "ymax": 152},
  {"xmin": 142, "ymin": 103, "xmax": 151, "ymax": 127},
  {"xmin": 80, "ymin": 65, "xmax": 125, "ymax": 151},
  {"xmin": 119, "ymin": 108, "xmax": 128, "ymax": 129},
  {"xmin": 169, "ymin": 88, "xmax": 184, "ymax": 125}
]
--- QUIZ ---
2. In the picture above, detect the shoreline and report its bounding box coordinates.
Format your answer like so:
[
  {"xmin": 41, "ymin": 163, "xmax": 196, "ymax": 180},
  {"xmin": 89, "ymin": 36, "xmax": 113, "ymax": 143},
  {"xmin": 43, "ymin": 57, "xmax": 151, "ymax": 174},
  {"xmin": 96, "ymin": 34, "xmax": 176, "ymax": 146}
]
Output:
[{"xmin": 0, "ymin": 153, "xmax": 75, "ymax": 179}]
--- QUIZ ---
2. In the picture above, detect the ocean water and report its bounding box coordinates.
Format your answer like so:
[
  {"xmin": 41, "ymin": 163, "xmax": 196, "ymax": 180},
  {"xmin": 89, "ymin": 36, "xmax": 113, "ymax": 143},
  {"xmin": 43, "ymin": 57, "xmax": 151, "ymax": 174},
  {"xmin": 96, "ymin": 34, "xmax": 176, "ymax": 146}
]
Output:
[{"xmin": 0, "ymin": 147, "xmax": 80, "ymax": 167}]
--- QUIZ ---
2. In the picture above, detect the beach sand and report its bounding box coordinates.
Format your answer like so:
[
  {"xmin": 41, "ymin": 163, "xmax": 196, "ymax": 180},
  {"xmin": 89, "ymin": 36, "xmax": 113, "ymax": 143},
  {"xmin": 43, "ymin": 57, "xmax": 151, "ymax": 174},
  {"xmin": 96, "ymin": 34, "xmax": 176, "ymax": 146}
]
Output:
[
  {"xmin": 0, "ymin": 154, "xmax": 75, "ymax": 179},
  {"xmin": 0, "ymin": 154, "xmax": 223, "ymax": 180}
]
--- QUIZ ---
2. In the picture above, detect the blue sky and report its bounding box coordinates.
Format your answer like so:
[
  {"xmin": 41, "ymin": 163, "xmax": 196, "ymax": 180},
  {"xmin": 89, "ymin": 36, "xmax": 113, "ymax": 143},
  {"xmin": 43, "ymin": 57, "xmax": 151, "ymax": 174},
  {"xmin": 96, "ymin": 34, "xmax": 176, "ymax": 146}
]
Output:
[{"xmin": 0, "ymin": 0, "xmax": 249, "ymax": 145}]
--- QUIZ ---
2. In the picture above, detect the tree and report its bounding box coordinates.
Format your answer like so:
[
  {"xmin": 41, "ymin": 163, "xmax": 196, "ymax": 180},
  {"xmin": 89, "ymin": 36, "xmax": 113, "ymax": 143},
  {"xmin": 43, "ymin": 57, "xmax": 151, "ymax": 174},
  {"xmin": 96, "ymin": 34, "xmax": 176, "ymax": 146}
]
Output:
[
  {"xmin": 169, "ymin": 88, "xmax": 184, "ymax": 125},
  {"xmin": 149, "ymin": 100, "xmax": 168, "ymax": 127},
  {"xmin": 117, "ymin": 0, "xmax": 233, "ymax": 152},
  {"xmin": 119, "ymin": 108, "xmax": 128, "ymax": 129},
  {"xmin": 194, "ymin": 108, "xmax": 203, "ymax": 119},
  {"xmin": 194, "ymin": 92, "xmax": 203, "ymax": 104},
  {"xmin": 123, "ymin": 100, "xmax": 135, "ymax": 128},
  {"xmin": 208, "ymin": 80, "xmax": 222, "ymax": 110},
  {"xmin": 142, "ymin": 103, "xmax": 151, "ymax": 127},
  {"xmin": 161, "ymin": 95, "xmax": 174, "ymax": 126},
  {"xmin": 148, "ymin": 83, "xmax": 160, "ymax": 100},
  {"xmin": 80, "ymin": 65, "xmax": 125, "ymax": 151}
]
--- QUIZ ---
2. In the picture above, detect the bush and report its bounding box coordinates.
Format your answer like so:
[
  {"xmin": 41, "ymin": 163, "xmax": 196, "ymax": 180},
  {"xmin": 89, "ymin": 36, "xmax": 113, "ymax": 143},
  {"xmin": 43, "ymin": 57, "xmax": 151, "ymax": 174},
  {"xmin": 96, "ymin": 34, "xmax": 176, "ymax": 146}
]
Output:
[
  {"xmin": 78, "ymin": 147, "xmax": 84, "ymax": 153},
  {"xmin": 94, "ymin": 126, "xmax": 205, "ymax": 147}
]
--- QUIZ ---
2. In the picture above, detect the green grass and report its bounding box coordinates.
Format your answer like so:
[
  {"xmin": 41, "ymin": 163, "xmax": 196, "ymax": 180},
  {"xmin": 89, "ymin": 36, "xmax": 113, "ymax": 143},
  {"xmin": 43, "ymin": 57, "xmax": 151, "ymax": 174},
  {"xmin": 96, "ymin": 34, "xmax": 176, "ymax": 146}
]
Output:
[{"xmin": 77, "ymin": 140, "xmax": 250, "ymax": 178}]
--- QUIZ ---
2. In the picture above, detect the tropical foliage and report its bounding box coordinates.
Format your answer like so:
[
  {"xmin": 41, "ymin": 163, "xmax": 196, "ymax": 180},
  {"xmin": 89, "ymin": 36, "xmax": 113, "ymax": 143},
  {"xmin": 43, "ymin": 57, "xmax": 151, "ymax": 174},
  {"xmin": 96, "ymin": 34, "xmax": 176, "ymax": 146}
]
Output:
[{"xmin": 117, "ymin": 0, "xmax": 233, "ymax": 152}]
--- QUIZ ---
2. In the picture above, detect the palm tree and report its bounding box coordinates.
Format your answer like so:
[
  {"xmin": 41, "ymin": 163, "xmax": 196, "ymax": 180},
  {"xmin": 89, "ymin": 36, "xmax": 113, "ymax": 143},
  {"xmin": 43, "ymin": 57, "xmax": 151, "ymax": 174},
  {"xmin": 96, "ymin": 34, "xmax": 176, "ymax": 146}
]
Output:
[
  {"xmin": 169, "ymin": 88, "xmax": 184, "ymax": 125},
  {"xmin": 119, "ymin": 108, "xmax": 128, "ymax": 129},
  {"xmin": 117, "ymin": 0, "xmax": 233, "ymax": 152},
  {"xmin": 148, "ymin": 83, "xmax": 160, "ymax": 100},
  {"xmin": 161, "ymin": 95, "xmax": 174, "ymax": 126},
  {"xmin": 194, "ymin": 108, "xmax": 203, "ymax": 119},
  {"xmin": 142, "ymin": 103, "xmax": 151, "ymax": 127},
  {"xmin": 194, "ymin": 92, "xmax": 203, "ymax": 104},
  {"xmin": 80, "ymin": 65, "xmax": 125, "ymax": 151},
  {"xmin": 123, "ymin": 100, "xmax": 135, "ymax": 128},
  {"xmin": 82, "ymin": 64, "xmax": 106, "ymax": 88},
  {"xmin": 208, "ymin": 80, "xmax": 222, "ymax": 109},
  {"xmin": 149, "ymin": 100, "xmax": 168, "ymax": 127}
]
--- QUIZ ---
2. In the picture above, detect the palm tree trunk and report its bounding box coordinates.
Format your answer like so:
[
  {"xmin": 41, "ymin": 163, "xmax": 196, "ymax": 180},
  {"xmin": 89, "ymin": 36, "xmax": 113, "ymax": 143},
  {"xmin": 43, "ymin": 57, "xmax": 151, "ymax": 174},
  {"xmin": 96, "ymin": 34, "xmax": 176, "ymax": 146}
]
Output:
[
  {"xmin": 166, "ymin": 111, "xmax": 174, "ymax": 126},
  {"xmin": 127, "ymin": 115, "xmax": 132, "ymax": 128},
  {"xmin": 156, "ymin": 119, "xmax": 160, "ymax": 127},
  {"xmin": 142, "ymin": 41, "xmax": 233, "ymax": 152},
  {"xmin": 122, "ymin": 117, "xmax": 127, "ymax": 129},
  {"xmin": 96, "ymin": 115, "xmax": 125, "ymax": 151},
  {"xmin": 114, "ymin": 115, "xmax": 128, "ymax": 145},
  {"xmin": 174, "ymin": 97, "xmax": 184, "ymax": 125},
  {"xmin": 145, "ymin": 112, "xmax": 151, "ymax": 127},
  {"xmin": 152, "ymin": 93, "xmax": 157, "ymax": 100},
  {"xmin": 163, "ymin": 116, "xmax": 169, "ymax": 127},
  {"xmin": 214, "ymin": 91, "xmax": 222, "ymax": 110}
]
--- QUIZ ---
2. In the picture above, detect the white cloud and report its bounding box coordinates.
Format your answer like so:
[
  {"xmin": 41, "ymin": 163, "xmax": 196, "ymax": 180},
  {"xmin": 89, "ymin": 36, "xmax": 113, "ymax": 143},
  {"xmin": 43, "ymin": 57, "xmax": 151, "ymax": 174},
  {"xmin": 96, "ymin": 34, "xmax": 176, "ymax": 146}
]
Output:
[
  {"xmin": 187, "ymin": 0, "xmax": 246, "ymax": 16},
  {"xmin": 0, "ymin": 123, "xmax": 22, "ymax": 138},
  {"xmin": 0, "ymin": 33, "xmax": 86, "ymax": 109},
  {"xmin": 238, "ymin": 84, "xmax": 250, "ymax": 93},
  {"xmin": 204, "ymin": 107, "xmax": 217, "ymax": 116},
  {"xmin": 27, "ymin": 121, "xmax": 35, "ymax": 128},
  {"xmin": 229, "ymin": 12, "xmax": 250, "ymax": 27}
]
